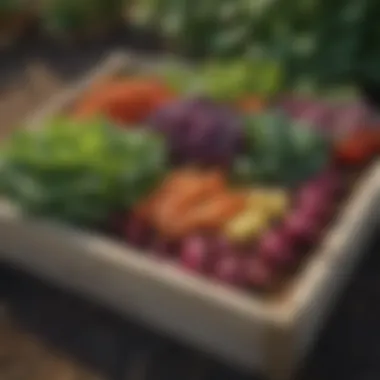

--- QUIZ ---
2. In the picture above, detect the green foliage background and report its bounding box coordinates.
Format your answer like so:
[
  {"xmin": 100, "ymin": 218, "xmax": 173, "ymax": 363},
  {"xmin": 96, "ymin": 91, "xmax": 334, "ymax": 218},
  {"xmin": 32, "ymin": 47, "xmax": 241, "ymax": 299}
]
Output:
[{"xmin": 131, "ymin": 0, "xmax": 380, "ymax": 86}]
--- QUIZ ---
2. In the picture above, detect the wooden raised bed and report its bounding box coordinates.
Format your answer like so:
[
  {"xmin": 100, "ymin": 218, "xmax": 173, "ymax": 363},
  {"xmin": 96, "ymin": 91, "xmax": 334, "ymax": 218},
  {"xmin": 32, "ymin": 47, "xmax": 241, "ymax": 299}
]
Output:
[{"xmin": 0, "ymin": 52, "xmax": 379, "ymax": 380}]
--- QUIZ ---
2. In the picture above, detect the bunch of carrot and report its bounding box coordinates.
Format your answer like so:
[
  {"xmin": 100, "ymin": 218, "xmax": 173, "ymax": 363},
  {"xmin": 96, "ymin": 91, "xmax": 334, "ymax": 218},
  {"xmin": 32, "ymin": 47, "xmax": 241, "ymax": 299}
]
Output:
[
  {"xmin": 134, "ymin": 169, "xmax": 248, "ymax": 238},
  {"xmin": 72, "ymin": 77, "xmax": 176, "ymax": 124}
]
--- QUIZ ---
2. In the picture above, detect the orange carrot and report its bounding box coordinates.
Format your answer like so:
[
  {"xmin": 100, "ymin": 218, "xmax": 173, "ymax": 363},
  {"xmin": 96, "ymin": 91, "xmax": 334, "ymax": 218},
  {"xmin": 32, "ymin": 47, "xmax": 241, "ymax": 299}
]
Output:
[
  {"xmin": 182, "ymin": 191, "xmax": 248, "ymax": 231},
  {"xmin": 72, "ymin": 78, "xmax": 176, "ymax": 124},
  {"xmin": 155, "ymin": 169, "xmax": 225, "ymax": 202},
  {"xmin": 135, "ymin": 169, "xmax": 231, "ymax": 237},
  {"xmin": 156, "ymin": 191, "xmax": 248, "ymax": 238}
]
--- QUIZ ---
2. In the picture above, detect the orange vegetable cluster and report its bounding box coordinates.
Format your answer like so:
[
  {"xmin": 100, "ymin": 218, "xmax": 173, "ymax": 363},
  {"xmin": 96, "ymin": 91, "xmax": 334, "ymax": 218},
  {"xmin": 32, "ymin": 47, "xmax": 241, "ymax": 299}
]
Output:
[
  {"xmin": 134, "ymin": 169, "xmax": 248, "ymax": 238},
  {"xmin": 72, "ymin": 78, "xmax": 176, "ymax": 124}
]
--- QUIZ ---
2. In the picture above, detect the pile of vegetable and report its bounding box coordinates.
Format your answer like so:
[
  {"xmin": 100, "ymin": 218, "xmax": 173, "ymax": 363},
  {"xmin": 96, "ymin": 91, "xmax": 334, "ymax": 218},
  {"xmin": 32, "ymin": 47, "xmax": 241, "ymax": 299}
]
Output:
[{"xmin": 1, "ymin": 65, "xmax": 379, "ymax": 294}]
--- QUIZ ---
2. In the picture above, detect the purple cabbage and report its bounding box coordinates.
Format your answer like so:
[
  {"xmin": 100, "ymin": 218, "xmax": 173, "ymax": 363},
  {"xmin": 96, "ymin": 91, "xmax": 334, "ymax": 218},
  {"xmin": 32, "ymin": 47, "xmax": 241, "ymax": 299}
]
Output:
[{"xmin": 148, "ymin": 97, "xmax": 244, "ymax": 166}]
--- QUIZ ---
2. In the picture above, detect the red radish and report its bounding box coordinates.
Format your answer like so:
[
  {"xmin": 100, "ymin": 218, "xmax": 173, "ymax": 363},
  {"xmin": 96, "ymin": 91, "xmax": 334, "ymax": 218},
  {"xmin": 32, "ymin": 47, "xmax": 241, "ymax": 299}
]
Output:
[
  {"xmin": 208, "ymin": 236, "xmax": 235, "ymax": 258},
  {"xmin": 207, "ymin": 236, "xmax": 248, "ymax": 273},
  {"xmin": 298, "ymin": 196, "xmax": 333, "ymax": 223},
  {"xmin": 242, "ymin": 257, "xmax": 275, "ymax": 289},
  {"xmin": 150, "ymin": 237, "xmax": 180, "ymax": 260},
  {"xmin": 212, "ymin": 255, "xmax": 242, "ymax": 285},
  {"xmin": 124, "ymin": 217, "xmax": 151, "ymax": 248},
  {"xmin": 296, "ymin": 177, "xmax": 338, "ymax": 222},
  {"xmin": 282, "ymin": 209, "xmax": 322, "ymax": 244},
  {"xmin": 257, "ymin": 229, "xmax": 296, "ymax": 267},
  {"xmin": 307, "ymin": 170, "xmax": 343, "ymax": 198},
  {"xmin": 108, "ymin": 212, "xmax": 128, "ymax": 235},
  {"xmin": 297, "ymin": 182, "xmax": 332, "ymax": 206},
  {"xmin": 180, "ymin": 236, "xmax": 209, "ymax": 273}
]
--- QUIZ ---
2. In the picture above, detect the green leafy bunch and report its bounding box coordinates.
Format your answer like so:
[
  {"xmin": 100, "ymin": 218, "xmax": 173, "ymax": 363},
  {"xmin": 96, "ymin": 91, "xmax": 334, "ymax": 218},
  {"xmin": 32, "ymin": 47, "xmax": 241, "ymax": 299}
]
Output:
[
  {"xmin": 161, "ymin": 59, "xmax": 284, "ymax": 101},
  {"xmin": 233, "ymin": 111, "xmax": 331, "ymax": 187},
  {"xmin": 0, "ymin": 118, "xmax": 168, "ymax": 227}
]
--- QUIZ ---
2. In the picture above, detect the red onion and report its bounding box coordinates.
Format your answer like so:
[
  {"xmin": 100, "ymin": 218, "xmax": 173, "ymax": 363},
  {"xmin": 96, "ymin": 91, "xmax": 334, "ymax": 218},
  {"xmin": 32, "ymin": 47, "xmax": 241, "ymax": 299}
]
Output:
[
  {"xmin": 180, "ymin": 235, "xmax": 209, "ymax": 273},
  {"xmin": 124, "ymin": 217, "xmax": 151, "ymax": 248},
  {"xmin": 282, "ymin": 209, "xmax": 323, "ymax": 244},
  {"xmin": 150, "ymin": 237, "xmax": 180, "ymax": 260},
  {"xmin": 212, "ymin": 255, "xmax": 242, "ymax": 285},
  {"xmin": 257, "ymin": 229, "xmax": 296, "ymax": 267},
  {"xmin": 242, "ymin": 257, "xmax": 275, "ymax": 289}
]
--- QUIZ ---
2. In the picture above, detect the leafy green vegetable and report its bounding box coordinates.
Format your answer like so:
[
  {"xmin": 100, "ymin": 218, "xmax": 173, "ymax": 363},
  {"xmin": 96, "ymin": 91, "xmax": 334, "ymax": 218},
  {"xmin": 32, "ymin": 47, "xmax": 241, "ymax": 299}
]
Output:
[
  {"xmin": 233, "ymin": 111, "xmax": 331, "ymax": 186},
  {"xmin": 0, "ymin": 118, "xmax": 168, "ymax": 227},
  {"xmin": 161, "ymin": 59, "xmax": 284, "ymax": 101}
]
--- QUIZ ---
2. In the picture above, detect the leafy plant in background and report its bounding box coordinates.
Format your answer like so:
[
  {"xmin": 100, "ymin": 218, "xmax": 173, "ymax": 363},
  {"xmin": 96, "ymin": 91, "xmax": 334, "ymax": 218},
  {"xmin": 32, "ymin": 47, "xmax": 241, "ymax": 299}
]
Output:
[
  {"xmin": 232, "ymin": 0, "xmax": 380, "ymax": 87},
  {"xmin": 0, "ymin": 0, "xmax": 32, "ymax": 36},
  {"xmin": 0, "ymin": 0, "xmax": 27, "ymax": 12},
  {"xmin": 39, "ymin": 0, "xmax": 126, "ymax": 38},
  {"xmin": 131, "ymin": 0, "xmax": 380, "ymax": 90},
  {"xmin": 130, "ymin": 0, "xmax": 276, "ymax": 58}
]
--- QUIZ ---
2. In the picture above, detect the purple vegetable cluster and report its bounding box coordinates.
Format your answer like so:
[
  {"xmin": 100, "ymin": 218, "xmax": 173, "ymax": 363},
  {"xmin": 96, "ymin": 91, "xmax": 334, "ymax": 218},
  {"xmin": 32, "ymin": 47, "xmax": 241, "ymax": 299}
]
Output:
[{"xmin": 148, "ymin": 97, "xmax": 244, "ymax": 166}]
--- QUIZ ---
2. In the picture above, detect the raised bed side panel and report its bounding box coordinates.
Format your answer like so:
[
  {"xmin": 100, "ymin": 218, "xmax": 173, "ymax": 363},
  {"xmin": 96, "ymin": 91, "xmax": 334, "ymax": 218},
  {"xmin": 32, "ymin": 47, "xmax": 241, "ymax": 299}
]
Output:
[
  {"xmin": 261, "ymin": 161, "xmax": 380, "ymax": 380},
  {"xmin": 0, "ymin": 202, "xmax": 269, "ymax": 370},
  {"xmin": 291, "ymin": 162, "xmax": 380, "ymax": 361}
]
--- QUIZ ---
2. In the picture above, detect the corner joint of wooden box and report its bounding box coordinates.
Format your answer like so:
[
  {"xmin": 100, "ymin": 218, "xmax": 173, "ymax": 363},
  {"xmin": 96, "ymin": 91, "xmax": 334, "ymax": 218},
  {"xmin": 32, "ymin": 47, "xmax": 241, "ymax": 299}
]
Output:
[{"xmin": 261, "ymin": 305, "xmax": 300, "ymax": 380}]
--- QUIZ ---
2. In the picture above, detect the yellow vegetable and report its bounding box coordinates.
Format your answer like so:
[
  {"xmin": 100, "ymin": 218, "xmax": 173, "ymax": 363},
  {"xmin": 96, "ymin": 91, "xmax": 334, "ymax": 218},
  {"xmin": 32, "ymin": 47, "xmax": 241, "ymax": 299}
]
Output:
[
  {"xmin": 247, "ymin": 188, "xmax": 290, "ymax": 219},
  {"xmin": 224, "ymin": 210, "xmax": 269, "ymax": 243},
  {"xmin": 265, "ymin": 189, "xmax": 290, "ymax": 218},
  {"xmin": 247, "ymin": 189, "xmax": 268, "ymax": 208}
]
